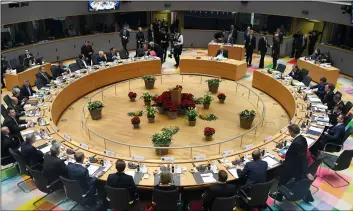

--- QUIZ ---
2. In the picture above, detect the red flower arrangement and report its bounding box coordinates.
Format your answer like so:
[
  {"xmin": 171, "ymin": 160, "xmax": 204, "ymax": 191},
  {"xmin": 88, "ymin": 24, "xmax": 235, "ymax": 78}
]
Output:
[
  {"xmin": 181, "ymin": 93, "xmax": 194, "ymax": 100},
  {"xmin": 180, "ymin": 99, "xmax": 196, "ymax": 109},
  {"xmin": 128, "ymin": 92, "xmax": 137, "ymax": 98},
  {"xmin": 204, "ymin": 127, "xmax": 216, "ymax": 136},
  {"xmin": 172, "ymin": 85, "xmax": 183, "ymax": 90},
  {"xmin": 217, "ymin": 93, "xmax": 226, "ymax": 100},
  {"xmin": 131, "ymin": 116, "xmax": 140, "ymax": 124},
  {"xmin": 169, "ymin": 104, "xmax": 178, "ymax": 112}
]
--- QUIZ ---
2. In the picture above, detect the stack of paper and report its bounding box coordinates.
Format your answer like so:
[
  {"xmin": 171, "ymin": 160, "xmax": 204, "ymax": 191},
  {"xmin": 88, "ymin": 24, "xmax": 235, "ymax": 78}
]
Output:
[
  {"xmin": 308, "ymin": 126, "xmax": 324, "ymax": 136},
  {"xmin": 228, "ymin": 168, "xmax": 239, "ymax": 178},
  {"xmin": 316, "ymin": 116, "xmax": 330, "ymax": 123},
  {"xmin": 125, "ymin": 170, "xmax": 136, "ymax": 178},
  {"xmin": 201, "ymin": 173, "xmax": 216, "ymax": 183},
  {"xmin": 262, "ymin": 156, "xmax": 280, "ymax": 168},
  {"xmin": 303, "ymin": 135, "xmax": 316, "ymax": 146},
  {"xmin": 308, "ymin": 97, "xmax": 321, "ymax": 103},
  {"xmin": 87, "ymin": 165, "xmax": 100, "ymax": 176},
  {"xmin": 292, "ymin": 81, "xmax": 305, "ymax": 87},
  {"xmin": 39, "ymin": 145, "xmax": 51, "ymax": 154}
]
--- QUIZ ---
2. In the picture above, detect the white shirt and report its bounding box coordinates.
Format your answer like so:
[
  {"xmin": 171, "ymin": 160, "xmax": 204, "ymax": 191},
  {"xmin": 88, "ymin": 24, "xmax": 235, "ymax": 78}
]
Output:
[
  {"xmin": 82, "ymin": 60, "xmax": 88, "ymax": 68},
  {"xmin": 175, "ymin": 34, "xmax": 183, "ymax": 46}
]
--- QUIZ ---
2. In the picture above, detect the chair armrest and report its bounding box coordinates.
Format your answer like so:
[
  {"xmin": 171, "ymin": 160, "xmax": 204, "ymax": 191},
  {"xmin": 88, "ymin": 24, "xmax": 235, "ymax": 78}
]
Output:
[
  {"xmin": 323, "ymin": 143, "xmax": 342, "ymax": 152},
  {"xmin": 279, "ymin": 184, "xmax": 293, "ymax": 195},
  {"xmin": 29, "ymin": 163, "xmax": 42, "ymax": 169},
  {"xmin": 47, "ymin": 179, "xmax": 61, "ymax": 189},
  {"xmin": 1, "ymin": 155, "xmax": 13, "ymax": 161},
  {"xmin": 82, "ymin": 189, "xmax": 94, "ymax": 198}
]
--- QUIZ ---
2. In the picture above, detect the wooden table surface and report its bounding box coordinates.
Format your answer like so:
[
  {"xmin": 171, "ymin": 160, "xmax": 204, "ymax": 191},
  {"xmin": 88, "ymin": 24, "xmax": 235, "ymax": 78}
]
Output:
[{"xmin": 207, "ymin": 43, "xmax": 245, "ymax": 61}]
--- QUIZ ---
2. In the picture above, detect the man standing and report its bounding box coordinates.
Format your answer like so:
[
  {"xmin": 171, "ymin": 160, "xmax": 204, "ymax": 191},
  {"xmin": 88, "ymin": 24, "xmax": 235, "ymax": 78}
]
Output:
[
  {"xmin": 243, "ymin": 26, "xmax": 251, "ymax": 43},
  {"xmin": 272, "ymin": 34, "xmax": 280, "ymax": 69},
  {"xmin": 81, "ymin": 41, "xmax": 94, "ymax": 65},
  {"xmin": 308, "ymin": 31, "xmax": 320, "ymax": 56},
  {"xmin": 290, "ymin": 30, "xmax": 302, "ymax": 59},
  {"xmin": 300, "ymin": 34, "xmax": 308, "ymax": 57},
  {"xmin": 228, "ymin": 25, "xmax": 237, "ymax": 45},
  {"xmin": 160, "ymin": 29, "xmax": 169, "ymax": 63},
  {"xmin": 136, "ymin": 27, "xmax": 145, "ymax": 54},
  {"xmin": 173, "ymin": 30, "xmax": 183, "ymax": 68},
  {"xmin": 245, "ymin": 30, "xmax": 256, "ymax": 67},
  {"xmin": 161, "ymin": 17, "xmax": 168, "ymax": 33},
  {"xmin": 1, "ymin": 126, "xmax": 21, "ymax": 165},
  {"xmin": 120, "ymin": 25, "xmax": 130, "ymax": 52},
  {"xmin": 258, "ymin": 33, "xmax": 270, "ymax": 68}
]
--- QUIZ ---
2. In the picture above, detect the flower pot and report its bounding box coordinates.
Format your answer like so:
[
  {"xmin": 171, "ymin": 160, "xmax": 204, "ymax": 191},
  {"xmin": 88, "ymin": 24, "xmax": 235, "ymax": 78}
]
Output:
[
  {"xmin": 132, "ymin": 123, "xmax": 140, "ymax": 129},
  {"xmin": 205, "ymin": 135, "xmax": 213, "ymax": 141},
  {"xmin": 208, "ymin": 84, "xmax": 219, "ymax": 94},
  {"xmin": 144, "ymin": 80, "xmax": 155, "ymax": 89},
  {"xmin": 89, "ymin": 109, "xmax": 102, "ymax": 120},
  {"xmin": 129, "ymin": 97, "xmax": 136, "ymax": 102},
  {"xmin": 203, "ymin": 103, "xmax": 210, "ymax": 109},
  {"xmin": 171, "ymin": 89, "xmax": 182, "ymax": 104},
  {"xmin": 144, "ymin": 101, "xmax": 151, "ymax": 106},
  {"xmin": 148, "ymin": 117, "xmax": 155, "ymax": 123},
  {"xmin": 157, "ymin": 107, "xmax": 165, "ymax": 114},
  {"xmin": 240, "ymin": 117, "xmax": 255, "ymax": 129},
  {"xmin": 167, "ymin": 111, "xmax": 177, "ymax": 119},
  {"xmin": 155, "ymin": 148, "xmax": 169, "ymax": 156},
  {"xmin": 219, "ymin": 99, "xmax": 225, "ymax": 104},
  {"xmin": 189, "ymin": 120, "xmax": 196, "ymax": 126}
]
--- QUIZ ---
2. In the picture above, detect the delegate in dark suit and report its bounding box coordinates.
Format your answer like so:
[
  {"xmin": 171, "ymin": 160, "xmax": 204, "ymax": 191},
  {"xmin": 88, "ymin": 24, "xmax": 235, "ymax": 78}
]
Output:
[
  {"xmin": 67, "ymin": 162, "xmax": 96, "ymax": 195},
  {"xmin": 1, "ymin": 134, "xmax": 20, "ymax": 165},
  {"xmin": 20, "ymin": 84, "xmax": 36, "ymax": 98},
  {"xmin": 120, "ymin": 29, "xmax": 130, "ymax": 51},
  {"xmin": 237, "ymin": 159, "xmax": 268, "ymax": 189},
  {"xmin": 81, "ymin": 44, "xmax": 94, "ymax": 64},
  {"xmin": 106, "ymin": 52, "xmax": 117, "ymax": 62},
  {"xmin": 300, "ymin": 36, "xmax": 308, "ymax": 57},
  {"xmin": 272, "ymin": 38, "xmax": 280, "ymax": 69},
  {"xmin": 35, "ymin": 72, "xmax": 53, "ymax": 84},
  {"xmin": 160, "ymin": 32, "xmax": 169, "ymax": 62},
  {"xmin": 258, "ymin": 36, "xmax": 270, "ymax": 68},
  {"xmin": 76, "ymin": 59, "xmax": 88, "ymax": 69},
  {"xmin": 215, "ymin": 49, "xmax": 228, "ymax": 58},
  {"xmin": 43, "ymin": 154, "xmax": 68, "ymax": 190},
  {"xmin": 311, "ymin": 83, "xmax": 326, "ymax": 101},
  {"xmin": 20, "ymin": 142, "xmax": 44, "ymax": 167},
  {"xmin": 147, "ymin": 27, "xmax": 154, "ymax": 42},
  {"xmin": 245, "ymin": 34, "xmax": 256, "ymax": 66},
  {"xmin": 136, "ymin": 31, "xmax": 145, "ymax": 50},
  {"xmin": 3, "ymin": 116, "xmax": 27, "ymax": 139},
  {"xmin": 324, "ymin": 124, "xmax": 345, "ymax": 145},
  {"xmin": 228, "ymin": 27, "xmax": 237, "ymax": 44},
  {"xmin": 51, "ymin": 65, "xmax": 66, "ymax": 79},
  {"xmin": 106, "ymin": 172, "xmax": 137, "ymax": 199},
  {"xmin": 323, "ymin": 91, "xmax": 335, "ymax": 110},
  {"xmin": 202, "ymin": 183, "xmax": 237, "ymax": 210},
  {"xmin": 289, "ymin": 70, "xmax": 304, "ymax": 82}
]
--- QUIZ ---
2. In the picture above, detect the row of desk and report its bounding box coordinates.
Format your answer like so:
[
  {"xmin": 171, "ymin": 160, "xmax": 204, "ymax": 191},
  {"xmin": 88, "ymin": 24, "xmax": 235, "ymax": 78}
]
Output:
[{"xmin": 19, "ymin": 58, "xmax": 327, "ymax": 187}]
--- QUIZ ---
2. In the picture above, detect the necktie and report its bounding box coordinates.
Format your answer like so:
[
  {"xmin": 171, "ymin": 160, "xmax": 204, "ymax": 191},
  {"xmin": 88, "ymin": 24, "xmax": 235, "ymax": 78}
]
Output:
[
  {"xmin": 12, "ymin": 117, "xmax": 18, "ymax": 126},
  {"xmin": 124, "ymin": 30, "xmax": 126, "ymax": 37},
  {"xmin": 42, "ymin": 72, "xmax": 49, "ymax": 82},
  {"xmin": 27, "ymin": 86, "xmax": 31, "ymax": 95}
]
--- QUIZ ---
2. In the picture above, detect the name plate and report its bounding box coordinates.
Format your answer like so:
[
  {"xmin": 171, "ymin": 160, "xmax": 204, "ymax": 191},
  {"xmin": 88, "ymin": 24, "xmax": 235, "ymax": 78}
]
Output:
[
  {"xmin": 264, "ymin": 136, "xmax": 273, "ymax": 143},
  {"xmin": 280, "ymin": 126, "xmax": 287, "ymax": 134},
  {"xmin": 80, "ymin": 143, "xmax": 89, "ymax": 150},
  {"xmin": 243, "ymin": 144, "xmax": 254, "ymax": 150},
  {"xmin": 222, "ymin": 150, "xmax": 233, "ymax": 157},
  {"xmin": 193, "ymin": 154, "xmax": 206, "ymax": 161},
  {"xmin": 64, "ymin": 134, "xmax": 71, "ymax": 141},
  {"xmin": 161, "ymin": 157, "xmax": 175, "ymax": 162},
  {"xmin": 104, "ymin": 150, "xmax": 116, "ymax": 157},
  {"xmin": 131, "ymin": 155, "xmax": 144, "ymax": 161}
]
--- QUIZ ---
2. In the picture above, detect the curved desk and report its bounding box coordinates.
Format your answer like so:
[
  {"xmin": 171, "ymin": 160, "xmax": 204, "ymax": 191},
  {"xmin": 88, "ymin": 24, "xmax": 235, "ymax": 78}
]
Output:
[
  {"xmin": 179, "ymin": 55, "xmax": 247, "ymax": 81},
  {"xmin": 207, "ymin": 43, "xmax": 245, "ymax": 61},
  {"xmin": 29, "ymin": 66, "xmax": 323, "ymax": 187}
]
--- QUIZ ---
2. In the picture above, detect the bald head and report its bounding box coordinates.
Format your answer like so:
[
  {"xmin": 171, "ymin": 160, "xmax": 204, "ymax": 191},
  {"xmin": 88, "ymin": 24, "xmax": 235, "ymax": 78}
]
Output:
[{"xmin": 252, "ymin": 149, "xmax": 261, "ymax": 161}]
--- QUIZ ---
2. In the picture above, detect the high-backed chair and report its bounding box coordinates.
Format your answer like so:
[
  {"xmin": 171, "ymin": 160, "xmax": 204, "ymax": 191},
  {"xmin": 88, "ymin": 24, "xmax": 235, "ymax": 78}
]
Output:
[
  {"xmin": 211, "ymin": 195, "xmax": 237, "ymax": 211},
  {"xmin": 276, "ymin": 64, "xmax": 286, "ymax": 73},
  {"xmin": 69, "ymin": 63, "xmax": 79, "ymax": 71},
  {"xmin": 238, "ymin": 179, "xmax": 275, "ymax": 210},
  {"xmin": 343, "ymin": 101, "xmax": 353, "ymax": 114},
  {"xmin": 323, "ymin": 126, "xmax": 353, "ymax": 153},
  {"xmin": 105, "ymin": 185, "xmax": 132, "ymax": 211},
  {"xmin": 302, "ymin": 75, "xmax": 312, "ymax": 87},
  {"xmin": 152, "ymin": 189, "xmax": 180, "ymax": 211},
  {"xmin": 301, "ymin": 68, "xmax": 309, "ymax": 76}
]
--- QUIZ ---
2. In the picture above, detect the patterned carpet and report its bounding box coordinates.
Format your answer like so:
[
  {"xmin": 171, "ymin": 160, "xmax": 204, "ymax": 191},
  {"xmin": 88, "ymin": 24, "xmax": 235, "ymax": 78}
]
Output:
[{"xmin": 2, "ymin": 48, "xmax": 353, "ymax": 210}]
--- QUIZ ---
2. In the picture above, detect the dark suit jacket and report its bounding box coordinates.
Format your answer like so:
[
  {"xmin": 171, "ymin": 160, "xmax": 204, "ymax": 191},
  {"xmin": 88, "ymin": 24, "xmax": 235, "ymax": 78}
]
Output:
[
  {"xmin": 202, "ymin": 183, "xmax": 237, "ymax": 209},
  {"xmin": 215, "ymin": 49, "xmax": 228, "ymax": 58},
  {"xmin": 43, "ymin": 154, "xmax": 68, "ymax": 185},
  {"xmin": 272, "ymin": 39, "xmax": 280, "ymax": 57},
  {"xmin": 76, "ymin": 59, "xmax": 88, "ymax": 69},
  {"xmin": 147, "ymin": 28, "xmax": 154, "ymax": 41},
  {"xmin": 20, "ymin": 142, "xmax": 44, "ymax": 167},
  {"xmin": 237, "ymin": 160, "xmax": 268, "ymax": 188},
  {"xmin": 311, "ymin": 83, "xmax": 326, "ymax": 98},
  {"xmin": 280, "ymin": 135, "xmax": 308, "ymax": 184},
  {"xmin": 51, "ymin": 66, "xmax": 66, "ymax": 79},
  {"xmin": 273, "ymin": 31, "xmax": 284, "ymax": 44},
  {"xmin": 120, "ymin": 29, "xmax": 130, "ymax": 41},
  {"xmin": 35, "ymin": 72, "xmax": 53, "ymax": 84},
  {"xmin": 154, "ymin": 44, "xmax": 164, "ymax": 59},
  {"xmin": 289, "ymin": 70, "xmax": 303, "ymax": 82},
  {"xmin": 1, "ymin": 135, "xmax": 20, "ymax": 159},
  {"xmin": 293, "ymin": 32, "xmax": 303, "ymax": 50},
  {"xmin": 20, "ymin": 85, "xmax": 36, "ymax": 98},
  {"xmin": 81, "ymin": 45, "xmax": 94, "ymax": 58},
  {"xmin": 67, "ymin": 162, "xmax": 96, "ymax": 192},
  {"xmin": 136, "ymin": 32, "xmax": 145, "ymax": 43},
  {"xmin": 3, "ymin": 117, "xmax": 27, "ymax": 135},
  {"xmin": 106, "ymin": 52, "xmax": 117, "ymax": 62},
  {"xmin": 258, "ymin": 37, "xmax": 270, "ymax": 54},
  {"xmin": 106, "ymin": 172, "xmax": 137, "ymax": 199},
  {"xmin": 96, "ymin": 56, "xmax": 107, "ymax": 64},
  {"xmin": 245, "ymin": 36, "xmax": 256, "ymax": 50},
  {"xmin": 335, "ymin": 101, "xmax": 345, "ymax": 112},
  {"xmin": 230, "ymin": 29, "xmax": 237, "ymax": 40},
  {"xmin": 325, "ymin": 123, "xmax": 345, "ymax": 144},
  {"xmin": 323, "ymin": 91, "xmax": 335, "ymax": 110}
]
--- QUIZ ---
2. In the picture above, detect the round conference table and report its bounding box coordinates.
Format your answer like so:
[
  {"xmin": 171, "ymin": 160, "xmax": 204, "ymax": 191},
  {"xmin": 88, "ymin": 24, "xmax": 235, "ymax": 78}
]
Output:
[{"xmin": 27, "ymin": 58, "xmax": 324, "ymax": 187}]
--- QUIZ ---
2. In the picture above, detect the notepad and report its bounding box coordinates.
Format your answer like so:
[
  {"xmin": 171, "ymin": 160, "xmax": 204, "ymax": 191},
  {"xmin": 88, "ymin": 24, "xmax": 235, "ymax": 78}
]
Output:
[
  {"xmin": 39, "ymin": 145, "xmax": 51, "ymax": 154},
  {"xmin": 316, "ymin": 116, "xmax": 330, "ymax": 123},
  {"xmin": 87, "ymin": 165, "xmax": 100, "ymax": 176},
  {"xmin": 228, "ymin": 168, "xmax": 239, "ymax": 179},
  {"xmin": 303, "ymin": 136, "xmax": 316, "ymax": 146},
  {"xmin": 262, "ymin": 156, "xmax": 280, "ymax": 168},
  {"xmin": 308, "ymin": 97, "xmax": 321, "ymax": 103},
  {"xmin": 125, "ymin": 170, "xmax": 136, "ymax": 178},
  {"xmin": 292, "ymin": 81, "xmax": 305, "ymax": 87},
  {"xmin": 201, "ymin": 173, "xmax": 216, "ymax": 183}
]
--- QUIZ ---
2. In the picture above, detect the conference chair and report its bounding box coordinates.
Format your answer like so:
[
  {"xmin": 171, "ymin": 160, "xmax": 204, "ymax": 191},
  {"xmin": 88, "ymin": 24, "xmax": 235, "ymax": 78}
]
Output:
[
  {"xmin": 273, "ymin": 178, "xmax": 315, "ymax": 210},
  {"xmin": 308, "ymin": 157, "xmax": 324, "ymax": 194},
  {"xmin": 59, "ymin": 176, "xmax": 97, "ymax": 210},
  {"xmin": 323, "ymin": 126, "xmax": 353, "ymax": 153},
  {"xmin": 35, "ymin": 78, "xmax": 46, "ymax": 90},
  {"xmin": 319, "ymin": 149, "xmax": 353, "ymax": 188},
  {"xmin": 343, "ymin": 101, "xmax": 353, "ymax": 114},
  {"xmin": 302, "ymin": 75, "xmax": 312, "ymax": 87},
  {"xmin": 8, "ymin": 148, "xmax": 37, "ymax": 193},
  {"xmin": 28, "ymin": 166, "xmax": 65, "ymax": 211},
  {"xmin": 68, "ymin": 63, "xmax": 79, "ymax": 72},
  {"xmin": 301, "ymin": 68, "xmax": 309, "ymax": 77},
  {"xmin": 345, "ymin": 113, "xmax": 353, "ymax": 125},
  {"xmin": 9, "ymin": 58, "xmax": 24, "ymax": 73},
  {"xmin": 152, "ymin": 189, "xmax": 180, "ymax": 211},
  {"xmin": 276, "ymin": 64, "xmax": 286, "ymax": 73},
  {"xmin": 3, "ymin": 95, "xmax": 12, "ymax": 107},
  {"xmin": 211, "ymin": 195, "xmax": 237, "ymax": 211},
  {"xmin": 1, "ymin": 104, "xmax": 10, "ymax": 119},
  {"xmin": 238, "ymin": 179, "xmax": 275, "ymax": 210},
  {"xmin": 105, "ymin": 185, "xmax": 132, "ymax": 211}
]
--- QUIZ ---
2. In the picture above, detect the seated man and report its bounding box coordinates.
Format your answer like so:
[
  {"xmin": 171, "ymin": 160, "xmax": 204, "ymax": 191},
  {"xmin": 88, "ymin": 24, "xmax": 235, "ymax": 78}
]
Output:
[
  {"xmin": 12, "ymin": 87, "xmax": 27, "ymax": 107},
  {"xmin": 214, "ymin": 30, "xmax": 225, "ymax": 43},
  {"xmin": 76, "ymin": 54, "xmax": 89, "ymax": 69},
  {"xmin": 67, "ymin": 152, "xmax": 97, "ymax": 196},
  {"xmin": 310, "ymin": 77, "xmax": 327, "ymax": 101},
  {"xmin": 51, "ymin": 61, "xmax": 68, "ymax": 79},
  {"xmin": 10, "ymin": 97, "xmax": 25, "ymax": 116},
  {"xmin": 237, "ymin": 149, "xmax": 268, "ymax": 191},
  {"xmin": 1, "ymin": 126, "xmax": 21, "ymax": 166},
  {"xmin": 106, "ymin": 159, "xmax": 137, "ymax": 200},
  {"xmin": 3, "ymin": 107, "xmax": 33, "ymax": 141},
  {"xmin": 215, "ymin": 45, "xmax": 228, "ymax": 59},
  {"xmin": 148, "ymin": 42, "xmax": 163, "ymax": 61},
  {"xmin": 202, "ymin": 170, "xmax": 237, "ymax": 210},
  {"xmin": 20, "ymin": 80, "xmax": 37, "ymax": 99},
  {"xmin": 43, "ymin": 143, "xmax": 68, "ymax": 190},
  {"xmin": 322, "ymin": 83, "xmax": 335, "ymax": 110},
  {"xmin": 288, "ymin": 65, "xmax": 303, "ymax": 82},
  {"xmin": 107, "ymin": 47, "xmax": 118, "ymax": 62},
  {"xmin": 35, "ymin": 66, "xmax": 54, "ymax": 85},
  {"xmin": 20, "ymin": 134, "xmax": 44, "ymax": 167},
  {"xmin": 96, "ymin": 51, "xmax": 107, "ymax": 64},
  {"xmin": 333, "ymin": 94, "xmax": 345, "ymax": 112},
  {"xmin": 328, "ymin": 104, "xmax": 342, "ymax": 125}
]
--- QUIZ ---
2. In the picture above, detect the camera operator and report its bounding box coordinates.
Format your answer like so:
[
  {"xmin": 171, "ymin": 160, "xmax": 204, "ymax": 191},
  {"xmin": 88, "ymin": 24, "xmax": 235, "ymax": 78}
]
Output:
[
  {"xmin": 308, "ymin": 30, "xmax": 322, "ymax": 56},
  {"xmin": 172, "ymin": 29, "xmax": 183, "ymax": 68}
]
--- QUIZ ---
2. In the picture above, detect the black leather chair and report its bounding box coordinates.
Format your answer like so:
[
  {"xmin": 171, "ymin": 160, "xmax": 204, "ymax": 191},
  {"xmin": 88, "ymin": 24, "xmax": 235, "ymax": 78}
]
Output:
[
  {"xmin": 301, "ymin": 68, "xmax": 309, "ymax": 77},
  {"xmin": 344, "ymin": 101, "xmax": 353, "ymax": 115},
  {"xmin": 8, "ymin": 148, "xmax": 37, "ymax": 193},
  {"xmin": 9, "ymin": 58, "xmax": 25, "ymax": 73},
  {"xmin": 3, "ymin": 95, "xmax": 12, "ymax": 107},
  {"xmin": 35, "ymin": 78, "xmax": 46, "ymax": 90},
  {"xmin": 276, "ymin": 64, "xmax": 286, "ymax": 73},
  {"xmin": 308, "ymin": 157, "xmax": 324, "ymax": 194},
  {"xmin": 69, "ymin": 63, "xmax": 79, "ymax": 72},
  {"xmin": 211, "ymin": 195, "xmax": 237, "ymax": 211},
  {"xmin": 320, "ymin": 150, "xmax": 353, "ymax": 188},
  {"xmin": 345, "ymin": 113, "xmax": 353, "ymax": 125},
  {"xmin": 302, "ymin": 75, "xmax": 312, "ymax": 87},
  {"xmin": 152, "ymin": 189, "xmax": 180, "ymax": 211},
  {"xmin": 105, "ymin": 185, "xmax": 132, "ymax": 211},
  {"xmin": 59, "ymin": 176, "xmax": 97, "ymax": 210},
  {"xmin": 1, "ymin": 104, "xmax": 10, "ymax": 119},
  {"xmin": 238, "ymin": 179, "xmax": 275, "ymax": 210},
  {"xmin": 323, "ymin": 126, "xmax": 353, "ymax": 153},
  {"xmin": 28, "ymin": 166, "xmax": 65, "ymax": 211},
  {"xmin": 274, "ymin": 178, "xmax": 315, "ymax": 210}
]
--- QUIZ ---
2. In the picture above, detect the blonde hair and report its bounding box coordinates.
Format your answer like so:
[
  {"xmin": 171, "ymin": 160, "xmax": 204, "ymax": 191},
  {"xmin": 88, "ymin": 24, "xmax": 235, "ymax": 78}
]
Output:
[
  {"xmin": 99, "ymin": 51, "xmax": 104, "ymax": 56},
  {"xmin": 160, "ymin": 171, "xmax": 172, "ymax": 185}
]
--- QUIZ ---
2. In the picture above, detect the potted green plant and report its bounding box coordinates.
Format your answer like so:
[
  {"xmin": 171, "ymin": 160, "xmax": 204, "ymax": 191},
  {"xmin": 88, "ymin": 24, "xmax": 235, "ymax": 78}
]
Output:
[
  {"xmin": 184, "ymin": 109, "xmax": 197, "ymax": 126},
  {"xmin": 87, "ymin": 101, "xmax": 104, "ymax": 120},
  {"xmin": 140, "ymin": 92, "xmax": 152, "ymax": 106},
  {"xmin": 152, "ymin": 131, "xmax": 172, "ymax": 156},
  {"xmin": 128, "ymin": 92, "xmax": 137, "ymax": 102},
  {"xmin": 131, "ymin": 116, "xmax": 141, "ymax": 129},
  {"xmin": 142, "ymin": 75, "xmax": 156, "ymax": 89},
  {"xmin": 239, "ymin": 110, "xmax": 256, "ymax": 129},
  {"xmin": 204, "ymin": 127, "xmax": 215, "ymax": 140},
  {"xmin": 146, "ymin": 106, "xmax": 156, "ymax": 123},
  {"xmin": 202, "ymin": 92, "xmax": 213, "ymax": 109},
  {"xmin": 217, "ymin": 93, "xmax": 226, "ymax": 103},
  {"xmin": 205, "ymin": 79, "xmax": 222, "ymax": 94}
]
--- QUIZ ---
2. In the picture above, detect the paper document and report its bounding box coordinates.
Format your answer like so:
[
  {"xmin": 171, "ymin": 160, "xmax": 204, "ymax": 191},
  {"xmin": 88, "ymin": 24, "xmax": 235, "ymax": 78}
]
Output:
[
  {"xmin": 228, "ymin": 168, "xmax": 239, "ymax": 178},
  {"xmin": 309, "ymin": 126, "xmax": 323, "ymax": 133},
  {"xmin": 125, "ymin": 170, "xmax": 136, "ymax": 178},
  {"xmin": 293, "ymin": 81, "xmax": 305, "ymax": 87},
  {"xmin": 303, "ymin": 136, "xmax": 316, "ymax": 146},
  {"xmin": 316, "ymin": 116, "xmax": 330, "ymax": 123},
  {"xmin": 21, "ymin": 130, "xmax": 34, "ymax": 136},
  {"xmin": 308, "ymin": 97, "xmax": 321, "ymax": 103},
  {"xmin": 201, "ymin": 173, "xmax": 217, "ymax": 183},
  {"xmin": 40, "ymin": 145, "xmax": 51, "ymax": 154},
  {"xmin": 262, "ymin": 156, "xmax": 279, "ymax": 168},
  {"xmin": 87, "ymin": 165, "xmax": 100, "ymax": 176}
]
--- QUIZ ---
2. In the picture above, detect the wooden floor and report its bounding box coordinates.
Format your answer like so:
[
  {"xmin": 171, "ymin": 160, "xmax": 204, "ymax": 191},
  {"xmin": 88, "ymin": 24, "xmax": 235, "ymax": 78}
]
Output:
[{"xmin": 57, "ymin": 74, "xmax": 289, "ymax": 160}]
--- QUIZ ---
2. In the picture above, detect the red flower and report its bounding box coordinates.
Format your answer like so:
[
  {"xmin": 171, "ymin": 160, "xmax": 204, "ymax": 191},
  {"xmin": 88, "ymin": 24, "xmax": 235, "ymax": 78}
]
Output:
[
  {"xmin": 154, "ymin": 96, "xmax": 163, "ymax": 106},
  {"xmin": 181, "ymin": 99, "xmax": 196, "ymax": 109},
  {"xmin": 131, "ymin": 116, "xmax": 140, "ymax": 124},
  {"xmin": 161, "ymin": 91, "xmax": 171, "ymax": 100},
  {"xmin": 163, "ymin": 100, "xmax": 172, "ymax": 110},
  {"xmin": 169, "ymin": 103, "xmax": 178, "ymax": 112},
  {"xmin": 217, "ymin": 93, "xmax": 226, "ymax": 100},
  {"xmin": 204, "ymin": 127, "xmax": 215, "ymax": 136},
  {"xmin": 181, "ymin": 93, "xmax": 194, "ymax": 100},
  {"xmin": 128, "ymin": 92, "xmax": 137, "ymax": 98}
]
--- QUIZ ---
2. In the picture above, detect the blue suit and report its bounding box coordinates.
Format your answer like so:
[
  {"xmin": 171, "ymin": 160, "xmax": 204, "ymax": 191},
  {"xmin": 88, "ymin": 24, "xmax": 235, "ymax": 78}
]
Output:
[
  {"xmin": 106, "ymin": 52, "xmax": 117, "ymax": 62},
  {"xmin": 20, "ymin": 143, "xmax": 44, "ymax": 167},
  {"xmin": 311, "ymin": 83, "xmax": 326, "ymax": 100},
  {"xmin": 67, "ymin": 162, "xmax": 97, "ymax": 195},
  {"xmin": 237, "ymin": 159, "xmax": 268, "ymax": 189},
  {"xmin": 325, "ymin": 123, "xmax": 346, "ymax": 144}
]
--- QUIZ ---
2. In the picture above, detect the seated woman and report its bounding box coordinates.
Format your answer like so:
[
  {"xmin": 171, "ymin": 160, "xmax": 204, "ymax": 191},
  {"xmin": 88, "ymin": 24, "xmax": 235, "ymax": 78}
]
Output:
[
  {"xmin": 288, "ymin": 65, "xmax": 303, "ymax": 82},
  {"xmin": 96, "ymin": 51, "xmax": 107, "ymax": 64},
  {"xmin": 155, "ymin": 171, "xmax": 177, "ymax": 191}
]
